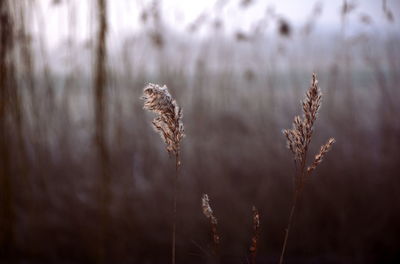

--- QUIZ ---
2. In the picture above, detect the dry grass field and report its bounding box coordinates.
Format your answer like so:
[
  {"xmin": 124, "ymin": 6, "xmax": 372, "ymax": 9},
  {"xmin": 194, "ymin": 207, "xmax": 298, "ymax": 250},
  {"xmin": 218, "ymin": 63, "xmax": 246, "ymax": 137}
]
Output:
[{"xmin": 0, "ymin": 0, "xmax": 400, "ymax": 263}]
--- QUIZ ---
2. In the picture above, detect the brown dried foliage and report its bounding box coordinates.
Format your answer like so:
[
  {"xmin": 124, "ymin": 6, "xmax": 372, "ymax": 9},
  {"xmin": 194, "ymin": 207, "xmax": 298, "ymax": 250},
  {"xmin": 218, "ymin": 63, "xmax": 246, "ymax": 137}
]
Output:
[
  {"xmin": 279, "ymin": 73, "xmax": 335, "ymax": 264},
  {"xmin": 142, "ymin": 83, "xmax": 184, "ymax": 264},
  {"xmin": 307, "ymin": 137, "xmax": 336, "ymax": 174},
  {"xmin": 142, "ymin": 83, "xmax": 184, "ymax": 157},
  {"xmin": 282, "ymin": 73, "xmax": 334, "ymax": 189},
  {"xmin": 201, "ymin": 194, "xmax": 220, "ymax": 256},
  {"xmin": 249, "ymin": 206, "xmax": 260, "ymax": 264}
]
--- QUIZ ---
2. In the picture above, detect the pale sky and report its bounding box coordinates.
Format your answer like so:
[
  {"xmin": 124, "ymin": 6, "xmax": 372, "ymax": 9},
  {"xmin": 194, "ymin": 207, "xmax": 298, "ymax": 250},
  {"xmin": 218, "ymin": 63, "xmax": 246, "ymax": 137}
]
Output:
[{"xmin": 30, "ymin": 0, "xmax": 399, "ymax": 50}]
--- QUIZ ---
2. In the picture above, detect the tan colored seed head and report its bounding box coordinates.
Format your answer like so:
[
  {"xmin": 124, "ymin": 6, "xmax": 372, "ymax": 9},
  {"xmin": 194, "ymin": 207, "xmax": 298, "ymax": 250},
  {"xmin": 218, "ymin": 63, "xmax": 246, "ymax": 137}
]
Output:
[{"xmin": 142, "ymin": 83, "xmax": 184, "ymax": 156}]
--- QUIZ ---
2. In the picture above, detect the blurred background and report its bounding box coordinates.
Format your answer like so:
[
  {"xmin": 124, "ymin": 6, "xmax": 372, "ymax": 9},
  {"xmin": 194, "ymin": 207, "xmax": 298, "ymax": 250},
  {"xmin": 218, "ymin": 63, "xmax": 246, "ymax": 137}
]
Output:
[{"xmin": 0, "ymin": 0, "xmax": 400, "ymax": 263}]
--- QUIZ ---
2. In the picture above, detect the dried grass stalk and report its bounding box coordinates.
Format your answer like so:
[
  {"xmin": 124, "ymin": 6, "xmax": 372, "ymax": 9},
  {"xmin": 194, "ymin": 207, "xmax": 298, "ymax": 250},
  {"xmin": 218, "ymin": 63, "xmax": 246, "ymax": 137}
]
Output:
[
  {"xmin": 307, "ymin": 137, "xmax": 335, "ymax": 174},
  {"xmin": 249, "ymin": 206, "xmax": 260, "ymax": 264},
  {"xmin": 201, "ymin": 194, "xmax": 220, "ymax": 257},
  {"xmin": 142, "ymin": 83, "xmax": 184, "ymax": 264},
  {"xmin": 279, "ymin": 73, "xmax": 335, "ymax": 264},
  {"xmin": 282, "ymin": 73, "xmax": 334, "ymax": 190},
  {"xmin": 142, "ymin": 83, "xmax": 184, "ymax": 156}
]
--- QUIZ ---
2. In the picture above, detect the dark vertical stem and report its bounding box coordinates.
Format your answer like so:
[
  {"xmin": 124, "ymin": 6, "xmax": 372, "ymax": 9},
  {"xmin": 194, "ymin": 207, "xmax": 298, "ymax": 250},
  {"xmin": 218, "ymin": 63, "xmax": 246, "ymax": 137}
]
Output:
[
  {"xmin": 211, "ymin": 221, "xmax": 219, "ymax": 259},
  {"xmin": 15, "ymin": 0, "xmax": 33, "ymax": 195},
  {"xmin": 93, "ymin": 0, "xmax": 109, "ymax": 262},
  {"xmin": 279, "ymin": 154, "xmax": 306, "ymax": 264},
  {"xmin": 172, "ymin": 152, "xmax": 180, "ymax": 264},
  {"xmin": 209, "ymin": 216, "xmax": 219, "ymax": 262},
  {"xmin": 279, "ymin": 189, "xmax": 299, "ymax": 264},
  {"xmin": 0, "ymin": 0, "xmax": 15, "ymax": 258}
]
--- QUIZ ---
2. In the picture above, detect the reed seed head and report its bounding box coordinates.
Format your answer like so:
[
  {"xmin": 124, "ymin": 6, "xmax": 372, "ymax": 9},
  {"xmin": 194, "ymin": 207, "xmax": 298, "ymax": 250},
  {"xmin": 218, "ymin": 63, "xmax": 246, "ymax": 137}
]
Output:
[
  {"xmin": 249, "ymin": 206, "xmax": 260, "ymax": 259},
  {"xmin": 142, "ymin": 83, "xmax": 184, "ymax": 156},
  {"xmin": 284, "ymin": 73, "xmax": 335, "ymax": 189},
  {"xmin": 252, "ymin": 206, "xmax": 260, "ymax": 230},
  {"xmin": 283, "ymin": 73, "xmax": 322, "ymax": 163},
  {"xmin": 201, "ymin": 194, "xmax": 220, "ymax": 249},
  {"xmin": 302, "ymin": 73, "xmax": 322, "ymax": 143},
  {"xmin": 201, "ymin": 194, "xmax": 217, "ymax": 225},
  {"xmin": 307, "ymin": 138, "xmax": 335, "ymax": 174}
]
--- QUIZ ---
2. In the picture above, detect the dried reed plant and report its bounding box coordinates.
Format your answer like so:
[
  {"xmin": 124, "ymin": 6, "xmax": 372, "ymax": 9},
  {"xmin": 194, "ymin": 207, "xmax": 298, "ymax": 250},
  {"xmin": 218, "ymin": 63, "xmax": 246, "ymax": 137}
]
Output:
[
  {"xmin": 142, "ymin": 83, "xmax": 184, "ymax": 264},
  {"xmin": 201, "ymin": 194, "xmax": 220, "ymax": 258},
  {"xmin": 249, "ymin": 206, "xmax": 260, "ymax": 264},
  {"xmin": 279, "ymin": 73, "xmax": 335, "ymax": 264}
]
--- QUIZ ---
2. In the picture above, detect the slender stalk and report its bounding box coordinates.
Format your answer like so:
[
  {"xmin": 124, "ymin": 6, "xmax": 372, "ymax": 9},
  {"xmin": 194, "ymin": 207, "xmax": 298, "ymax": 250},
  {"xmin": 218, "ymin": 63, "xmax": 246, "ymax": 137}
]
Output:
[
  {"xmin": 281, "ymin": 73, "xmax": 335, "ymax": 263},
  {"xmin": 94, "ymin": 0, "xmax": 109, "ymax": 262},
  {"xmin": 210, "ymin": 220, "xmax": 220, "ymax": 260},
  {"xmin": 279, "ymin": 190, "xmax": 300, "ymax": 264},
  {"xmin": 172, "ymin": 152, "xmax": 181, "ymax": 264},
  {"xmin": 280, "ymin": 149, "xmax": 306, "ymax": 264},
  {"xmin": 0, "ymin": 0, "xmax": 16, "ymax": 257},
  {"xmin": 141, "ymin": 83, "xmax": 184, "ymax": 264}
]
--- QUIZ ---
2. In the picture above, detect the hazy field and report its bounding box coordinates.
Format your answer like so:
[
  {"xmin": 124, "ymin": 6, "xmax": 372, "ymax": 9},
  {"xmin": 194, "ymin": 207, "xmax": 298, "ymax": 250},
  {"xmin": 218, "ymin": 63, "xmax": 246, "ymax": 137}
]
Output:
[{"xmin": 0, "ymin": 0, "xmax": 400, "ymax": 263}]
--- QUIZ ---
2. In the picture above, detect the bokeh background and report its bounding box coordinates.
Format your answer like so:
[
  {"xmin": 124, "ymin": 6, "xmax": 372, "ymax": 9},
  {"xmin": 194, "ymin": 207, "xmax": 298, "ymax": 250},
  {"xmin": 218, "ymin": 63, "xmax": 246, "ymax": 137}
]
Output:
[{"xmin": 1, "ymin": 0, "xmax": 400, "ymax": 263}]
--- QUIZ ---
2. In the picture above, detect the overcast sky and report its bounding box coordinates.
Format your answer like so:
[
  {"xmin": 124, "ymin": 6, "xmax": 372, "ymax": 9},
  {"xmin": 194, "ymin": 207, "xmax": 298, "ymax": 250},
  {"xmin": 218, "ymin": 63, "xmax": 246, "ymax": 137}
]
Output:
[{"xmin": 31, "ymin": 0, "xmax": 399, "ymax": 49}]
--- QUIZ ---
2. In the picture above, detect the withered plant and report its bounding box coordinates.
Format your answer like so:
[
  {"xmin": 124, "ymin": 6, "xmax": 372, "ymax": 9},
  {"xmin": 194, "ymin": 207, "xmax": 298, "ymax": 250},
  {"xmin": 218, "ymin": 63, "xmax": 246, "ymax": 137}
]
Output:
[
  {"xmin": 142, "ymin": 83, "xmax": 184, "ymax": 264},
  {"xmin": 249, "ymin": 206, "xmax": 260, "ymax": 264},
  {"xmin": 201, "ymin": 194, "xmax": 220, "ymax": 258},
  {"xmin": 279, "ymin": 73, "xmax": 335, "ymax": 264}
]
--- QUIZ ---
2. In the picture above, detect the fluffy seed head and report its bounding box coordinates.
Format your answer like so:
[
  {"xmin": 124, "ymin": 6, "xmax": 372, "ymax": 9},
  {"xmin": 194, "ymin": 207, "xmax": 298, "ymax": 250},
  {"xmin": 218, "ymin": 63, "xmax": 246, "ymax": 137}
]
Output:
[
  {"xmin": 283, "ymin": 73, "xmax": 322, "ymax": 163},
  {"xmin": 201, "ymin": 194, "xmax": 220, "ymax": 249},
  {"xmin": 283, "ymin": 73, "xmax": 335, "ymax": 190},
  {"xmin": 302, "ymin": 73, "xmax": 322, "ymax": 143},
  {"xmin": 307, "ymin": 138, "xmax": 335, "ymax": 174},
  {"xmin": 201, "ymin": 194, "xmax": 217, "ymax": 225},
  {"xmin": 142, "ymin": 83, "xmax": 184, "ymax": 156},
  {"xmin": 252, "ymin": 206, "xmax": 260, "ymax": 230},
  {"xmin": 249, "ymin": 206, "xmax": 260, "ymax": 255}
]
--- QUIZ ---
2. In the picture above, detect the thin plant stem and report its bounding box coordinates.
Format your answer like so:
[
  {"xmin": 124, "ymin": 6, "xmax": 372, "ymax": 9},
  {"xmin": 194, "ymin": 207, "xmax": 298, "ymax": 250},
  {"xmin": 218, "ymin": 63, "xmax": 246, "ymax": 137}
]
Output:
[
  {"xmin": 279, "ymin": 189, "xmax": 300, "ymax": 264},
  {"xmin": 172, "ymin": 152, "xmax": 180, "ymax": 264},
  {"xmin": 280, "ymin": 153, "xmax": 306, "ymax": 264},
  {"xmin": 280, "ymin": 73, "xmax": 335, "ymax": 264},
  {"xmin": 141, "ymin": 83, "xmax": 184, "ymax": 264}
]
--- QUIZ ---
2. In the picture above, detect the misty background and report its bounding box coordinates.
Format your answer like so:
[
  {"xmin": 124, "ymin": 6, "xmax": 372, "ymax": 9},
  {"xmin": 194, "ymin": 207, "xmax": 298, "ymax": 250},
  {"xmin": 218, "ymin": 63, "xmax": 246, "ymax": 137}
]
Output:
[{"xmin": 0, "ymin": 0, "xmax": 400, "ymax": 263}]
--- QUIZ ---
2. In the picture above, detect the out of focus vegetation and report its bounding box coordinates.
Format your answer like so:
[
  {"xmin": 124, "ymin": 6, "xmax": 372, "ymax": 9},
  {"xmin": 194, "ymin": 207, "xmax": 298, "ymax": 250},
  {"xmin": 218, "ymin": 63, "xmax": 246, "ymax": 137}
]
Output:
[{"xmin": 0, "ymin": 0, "xmax": 399, "ymax": 263}]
